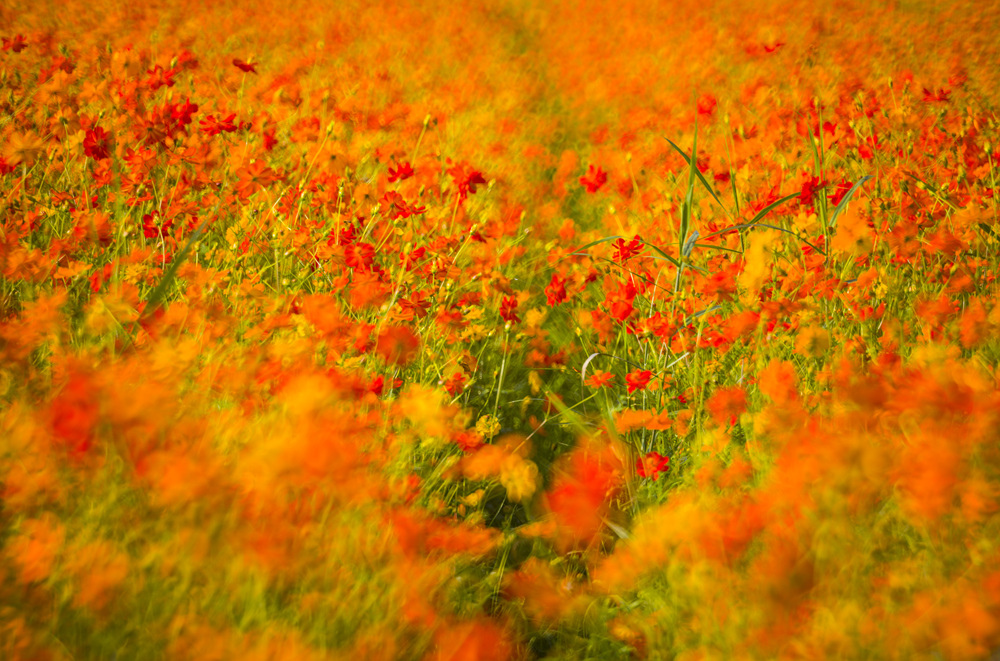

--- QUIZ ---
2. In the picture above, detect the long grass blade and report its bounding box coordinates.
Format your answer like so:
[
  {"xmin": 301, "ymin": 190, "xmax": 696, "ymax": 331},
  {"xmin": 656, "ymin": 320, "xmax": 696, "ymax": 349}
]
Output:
[
  {"xmin": 829, "ymin": 175, "xmax": 873, "ymax": 227},
  {"xmin": 665, "ymin": 136, "xmax": 732, "ymax": 219},
  {"xmin": 134, "ymin": 221, "xmax": 209, "ymax": 329},
  {"xmin": 699, "ymin": 192, "xmax": 801, "ymax": 241}
]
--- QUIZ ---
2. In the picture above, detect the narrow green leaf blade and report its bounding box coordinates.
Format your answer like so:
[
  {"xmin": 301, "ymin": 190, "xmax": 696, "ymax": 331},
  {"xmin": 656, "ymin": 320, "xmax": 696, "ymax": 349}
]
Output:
[
  {"xmin": 748, "ymin": 192, "xmax": 802, "ymax": 226},
  {"xmin": 665, "ymin": 137, "xmax": 731, "ymax": 218},
  {"xmin": 829, "ymin": 175, "xmax": 873, "ymax": 227},
  {"xmin": 135, "ymin": 221, "xmax": 209, "ymax": 328}
]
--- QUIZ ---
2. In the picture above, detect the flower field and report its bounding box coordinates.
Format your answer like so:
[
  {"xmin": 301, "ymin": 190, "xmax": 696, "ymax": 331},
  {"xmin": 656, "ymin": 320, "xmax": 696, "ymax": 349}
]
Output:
[{"xmin": 3, "ymin": 0, "xmax": 1000, "ymax": 658}]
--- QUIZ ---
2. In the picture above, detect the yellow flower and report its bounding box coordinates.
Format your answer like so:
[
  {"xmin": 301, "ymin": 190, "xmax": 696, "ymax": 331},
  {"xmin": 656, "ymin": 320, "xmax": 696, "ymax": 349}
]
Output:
[
  {"xmin": 3, "ymin": 131, "xmax": 46, "ymax": 166},
  {"xmin": 500, "ymin": 455, "xmax": 539, "ymax": 503},
  {"xmin": 524, "ymin": 307, "xmax": 547, "ymax": 328},
  {"xmin": 398, "ymin": 385, "xmax": 452, "ymax": 438},
  {"xmin": 830, "ymin": 205, "xmax": 873, "ymax": 255},
  {"xmin": 475, "ymin": 414, "xmax": 501, "ymax": 440},
  {"xmin": 795, "ymin": 325, "xmax": 830, "ymax": 357},
  {"xmin": 461, "ymin": 489, "xmax": 486, "ymax": 507}
]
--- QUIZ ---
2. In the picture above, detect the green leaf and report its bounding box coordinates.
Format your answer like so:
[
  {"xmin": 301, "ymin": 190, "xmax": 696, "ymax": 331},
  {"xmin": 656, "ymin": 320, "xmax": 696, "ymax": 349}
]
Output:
[
  {"xmin": 665, "ymin": 135, "xmax": 732, "ymax": 219},
  {"xmin": 692, "ymin": 242, "xmax": 741, "ymax": 254},
  {"xmin": 566, "ymin": 234, "xmax": 708, "ymax": 274},
  {"xmin": 698, "ymin": 192, "xmax": 801, "ymax": 242},
  {"xmin": 686, "ymin": 305, "xmax": 722, "ymax": 323},
  {"xmin": 748, "ymin": 192, "xmax": 803, "ymax": 226},
  {"xmin": 682, "ymin": 230, "xmax": 699, "ymax": 257},
  {"xmin": 545, "ymin": 391, "xmax": 592, "ymax": 435},
  {"xmin": 573, "ymin": 235, "xmax": 625, "ymax": 254},
  {"xmin": 134, "ymin": 221, "xmax": 209, "ymax": 329},
  {"xmin": 641, "ymin": 239, "xmax": 707, "ymax": 273},
  {"xmin": 978, "ymin": 222, "xmax": 1000, "ymax": 240},
  {"xmin": 753, "ymin": 223, "xmax": 826, "ymax": 255},
  {"xmin": 829, "ymin": 175, "xmax": 873, "ymax": 228}
]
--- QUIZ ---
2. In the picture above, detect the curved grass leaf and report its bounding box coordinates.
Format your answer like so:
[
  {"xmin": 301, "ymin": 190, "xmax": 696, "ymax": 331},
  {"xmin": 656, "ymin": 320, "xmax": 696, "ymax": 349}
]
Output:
[
  {"xmin": 829, "ymin": 175, "xmax": 874, "ymax": 228},
  {"xmin": 133, "ymin": 220, "xmax": 209, "ymax": 330},
  {"xmin": 665, "ymin": 136, "xmax": 733, "ymax": 220},
  {"xmin": 682, "ymin": 230, "xmax": 700, "ymax": 257},
  {"xmin": 753, "ymin": 223, "xmax": 826, "ymax": 255},
  {"xmin": 700, "ymin": 192, "xmax": 802, "ymax": 241},
  {"xmin": 643, "ymin": 240, "xmax": 707, "ymax": 273},
  {"xmin": 692, "ymin": 242, "xmax": 741, "ymax": 254}
]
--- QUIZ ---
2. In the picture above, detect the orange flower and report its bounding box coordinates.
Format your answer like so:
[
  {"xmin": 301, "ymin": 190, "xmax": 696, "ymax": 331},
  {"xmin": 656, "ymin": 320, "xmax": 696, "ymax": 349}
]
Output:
[
  {"xmin": 375, "ymin": 325, "xmax": 420, "ymax": 365},
  {"xmin": 503, "ymin": 557, "xmax": 589, "ymax": 623},
  {"xmin": 49, "ymin": 363, "xmax": 99, "ymax": 458},
  {"xmin": 542, "ymin": 438, "xmax": 624, "ymax": 552},
  {"xmin": 757, "ymin": 359, "xmax": 798, "ymax": 405},
  {"xmin": 3, "ymin": 130, "xmax": 46, "ymax": 166},
  {"xmin": 65, "ymin": 539, "xmax": 130, "ymax": 615},
  {"xmin": 8, "ymin": 515, "xmax": 64, "ymax": 585},
  {"xmin": 234, "ymin": 159, "xmax": 281, "ymax": 197},
  {"xmin": 433, "ymin": 618, "xmax": 514, "ymax": 661},
  {"xmin": 584, "ymin": 369, "xmax": 614, "ymax": 389},
  {"xmin": 614, "ymin": 408, "xmax": 652, "ymax": 432},
  {"xmin": 706, "ymin": 385, "xmax": 748, "ymax": 427}
]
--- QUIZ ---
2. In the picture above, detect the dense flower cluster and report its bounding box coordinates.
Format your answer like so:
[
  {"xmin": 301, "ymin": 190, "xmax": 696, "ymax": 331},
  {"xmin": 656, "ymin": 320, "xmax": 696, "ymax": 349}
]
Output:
[{"xmin": 2, "ymin": 0, "xmax": 1000, "ymax": 658}]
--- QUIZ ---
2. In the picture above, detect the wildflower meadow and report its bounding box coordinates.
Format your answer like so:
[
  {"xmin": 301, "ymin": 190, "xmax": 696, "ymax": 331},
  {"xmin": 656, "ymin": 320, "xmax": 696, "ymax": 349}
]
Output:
[{"xmin": 3, "ymin": 0, "xmax": 1000, "ymax": 658}]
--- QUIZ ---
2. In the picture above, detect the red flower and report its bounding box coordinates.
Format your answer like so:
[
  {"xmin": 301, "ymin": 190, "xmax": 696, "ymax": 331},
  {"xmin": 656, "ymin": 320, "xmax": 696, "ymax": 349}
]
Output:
[
  {"xmin": 609, "ymin": 297, "xmax": 634, "ymax": 323},
  {"xmin": 50, "ymin": 369, "xmax": 99, "ymax": 458},
  {"xmin": 625, "ymin": 369, "xmax": 653, "ymax": 393},
  {"xmin": 399, "ymin": 246, "xmax": 427, "ymax": 271},
  {"xmin": 636, "ymin": 452, "xmax": 670, "ymax": 480},
  {"xmin": 262, "ymin": 128, "xmax": 278, "ymax": 151},
  {"xmin": 447, "ymin": 162, "xmax": 487, "ymax": 202},
  {"xmin": 83, "ymin": 127, "xmax": 111, "ymax": 161},
  {"xmin": 199, "ymin": 113, "xmax": 238, "ymax": 136},
  {"xmin": 453, "ymin": 430, "xmax": 484, "ymax": 452},
  {"xmin": 579, "ymin": 165, "xmax": 607, "ymax": 193},
  {"xmin": 368, "ymin": 375, "xmax": 387, "ymax": 395},
  {"xmin": 799, "ymin": 175, "xmax": 827, "ymax": 212},
  {"xmin": 388, "ymin": 161, "xmax": 414, "ymax": 182},
  {"xmin": 170, "ymin": 99, "xmax": 199, "ymax": 127},
  {"xmin": 89, "ymin": 263, "xmax": 113, "ymax": 293},
  {"xmin": 827, "ymin": 179, "xmax": 853, "ymax": 207},
  {"xmin": 382, "ymin": 191, "xmax": 426, "ymax": 220},
  {"xmin": 545, "ymin": 273, "xmax": 568, "ymax": 306},
  {"xmin": 232, "ymin": 58, "xmax": 258, "ymax": 74},
  {"xmin": 344, "ymin": 242, "xmax": 377, "ymax": 270},
  {"xmin": 500, "ymin": 296, "xmax": 520, "ymax": 324},
  {"xmin": 858, "ymin": 132, "xmax": 879, "ymax": 161},
  {"xmin": 922, "ymin": 87, "xmax": 951, "ymax": 103},
  {"xmin": 606, "ymin": 281, "xmax": 637, "ymax": 323},
  {"xmin": 144, "ymin": 65, "xmax": 177, "ymax": 91},
  {"xmin": 142, "ymin": 211, "xmax": 173, "ymax": 239},
  {"xmin": 612, "ymin": 235, "xmax": 644, "ymax": 263},
  {"xmin": 3, "ymin": 34, "xmax": 28, "ymax": 53},
  {"xmin": 697, "ymin": 94, "xmax": 718, "ymax": 116},
  {"xmin": 444, "ymin": 372, "xmax": 467, "ymax": 396}
]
